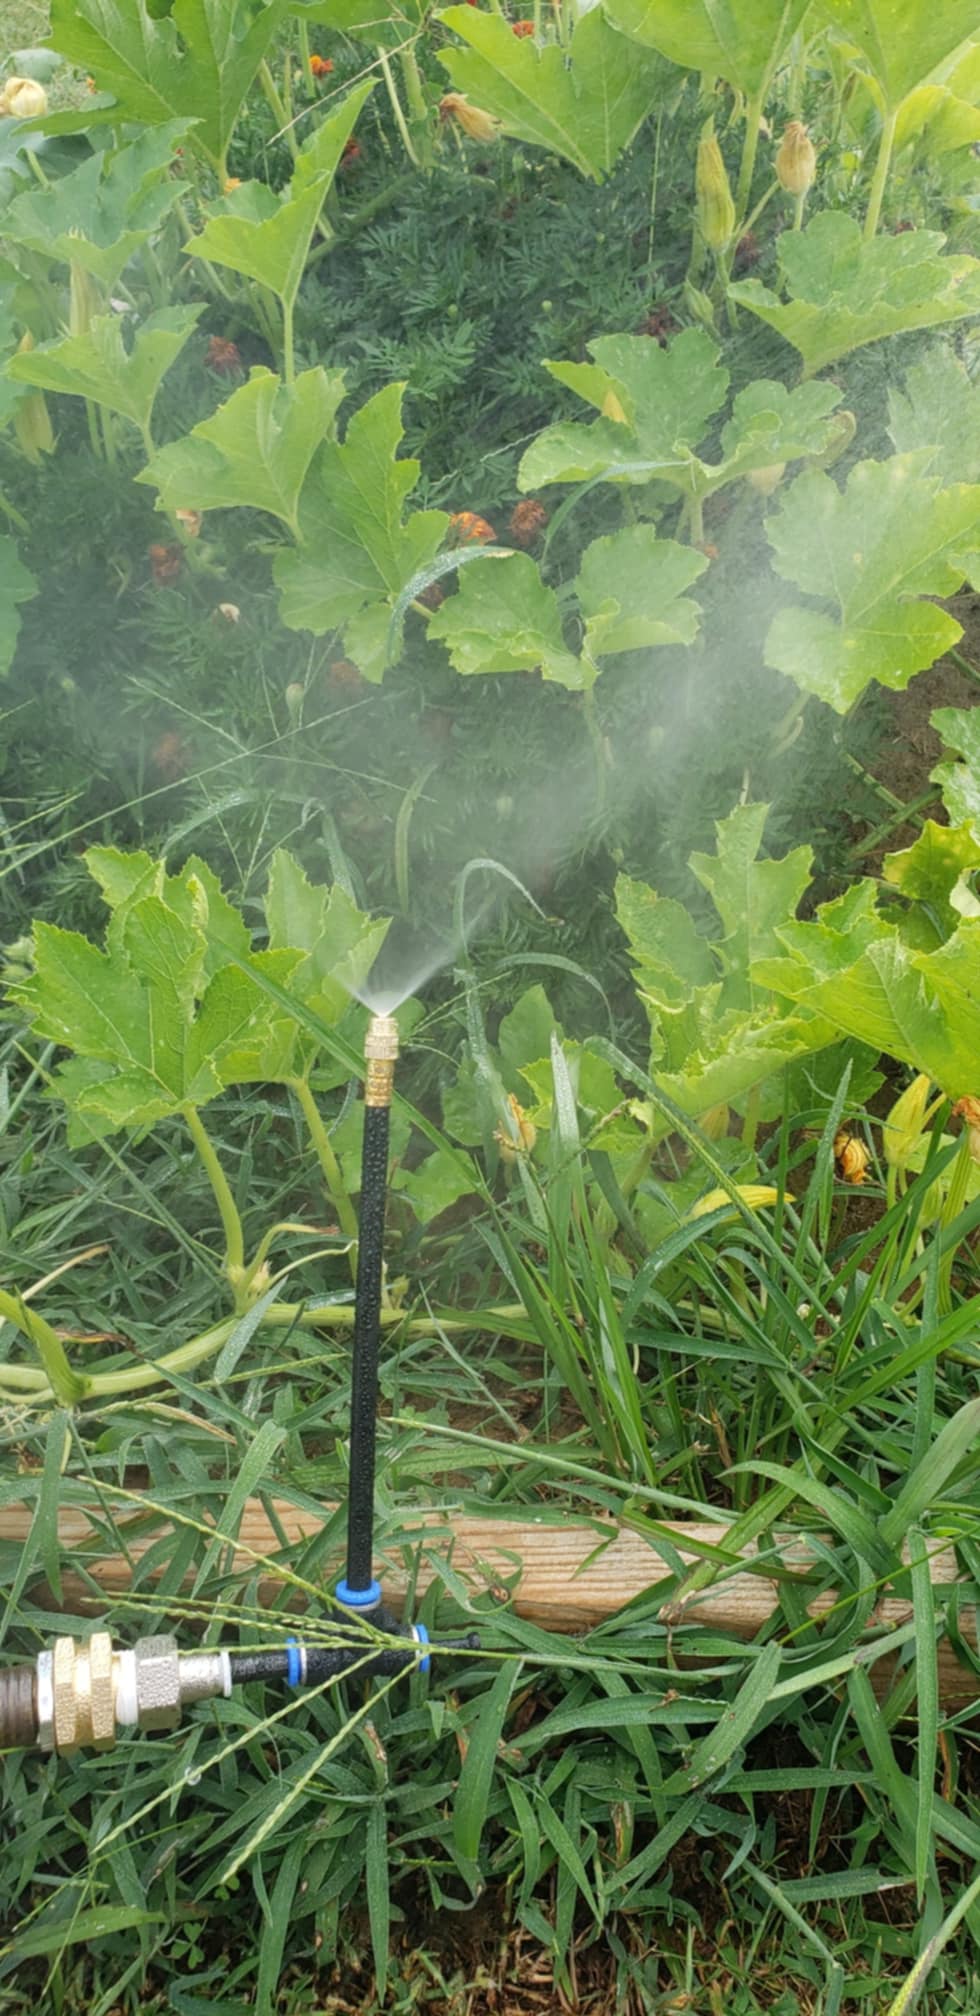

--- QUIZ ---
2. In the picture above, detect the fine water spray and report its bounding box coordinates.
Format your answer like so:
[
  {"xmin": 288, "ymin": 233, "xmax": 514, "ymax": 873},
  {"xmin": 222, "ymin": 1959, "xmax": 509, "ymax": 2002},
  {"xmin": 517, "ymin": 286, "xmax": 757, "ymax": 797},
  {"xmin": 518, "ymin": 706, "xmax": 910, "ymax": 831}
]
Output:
[{"xmin": 0, "ymin": 1010, "xmax": 478, "ymax": 1757}]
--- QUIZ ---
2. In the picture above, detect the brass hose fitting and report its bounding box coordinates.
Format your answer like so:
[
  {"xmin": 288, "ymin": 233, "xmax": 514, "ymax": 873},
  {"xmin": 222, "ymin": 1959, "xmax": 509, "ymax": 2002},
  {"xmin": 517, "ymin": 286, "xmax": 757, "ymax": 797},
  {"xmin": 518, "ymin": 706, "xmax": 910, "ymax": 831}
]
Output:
[
  {"xmin": 0, "ymin": 1632, "xmax": 233, "ymax": 1754},
  {"xmin": 363, "ymin": 1013, "xmax": 399, "ymax": 1109}
]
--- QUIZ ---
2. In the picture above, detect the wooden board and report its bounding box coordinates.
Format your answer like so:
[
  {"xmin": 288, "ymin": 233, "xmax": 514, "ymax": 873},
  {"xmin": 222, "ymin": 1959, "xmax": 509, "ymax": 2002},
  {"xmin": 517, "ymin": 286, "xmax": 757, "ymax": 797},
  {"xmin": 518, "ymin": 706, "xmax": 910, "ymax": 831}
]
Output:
[{"xmin": 0, "ymin": 1498, "xmax": 975, "ymax": 1704}]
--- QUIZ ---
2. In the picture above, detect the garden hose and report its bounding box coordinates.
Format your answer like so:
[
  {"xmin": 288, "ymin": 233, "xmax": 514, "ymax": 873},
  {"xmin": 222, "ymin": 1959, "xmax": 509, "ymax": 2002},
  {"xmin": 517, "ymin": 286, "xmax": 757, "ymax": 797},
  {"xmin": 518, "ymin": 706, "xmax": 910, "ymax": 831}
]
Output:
[{"xmin": 0, "ymin": 1624, "xmax": 479, "ymax": 1755}]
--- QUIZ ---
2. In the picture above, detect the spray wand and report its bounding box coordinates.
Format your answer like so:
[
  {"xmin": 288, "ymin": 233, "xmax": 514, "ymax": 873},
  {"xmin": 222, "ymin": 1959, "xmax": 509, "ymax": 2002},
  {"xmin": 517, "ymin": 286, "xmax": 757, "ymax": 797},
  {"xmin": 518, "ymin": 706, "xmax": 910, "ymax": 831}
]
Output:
[{"xmin": 0, "ymin": 1014, "xmax": 478, "ymax": 1757}]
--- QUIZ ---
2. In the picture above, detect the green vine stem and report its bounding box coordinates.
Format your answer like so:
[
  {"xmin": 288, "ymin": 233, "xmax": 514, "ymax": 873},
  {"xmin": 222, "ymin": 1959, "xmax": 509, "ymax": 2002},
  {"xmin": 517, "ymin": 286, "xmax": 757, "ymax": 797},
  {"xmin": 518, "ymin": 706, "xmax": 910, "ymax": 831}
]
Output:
[
  {"xmin": 258, "ymin": 58, "xmax": 299, "ymax": 162},
  {"xmin": 0, "ymin": 1288, "xmax": 89, "ymax": 1404},
  {"xmin": 290, "ymin": 1076, "xmax": 360, "ymax": 1264},
  {"xmin": 182, "ymin": 1105, "xmax": 247, "ymax": 1294},
  {"xmin": 735, "ymin": 85, "xmax": 767, "ymax": 227},
  {"xmin": 0, "ymin": 1302, "xmax": 531, "ymax": 1407},
  {"xmin": 864, "ymin": 103, "xmax": 898, "ymax": 238},
  {"xmin": 376, "ymin": 48, "xmax": 421, "ymax": 168},
  {"xmin": 399, "ymin": 46, "xmax": 432, "ymax": 168}
]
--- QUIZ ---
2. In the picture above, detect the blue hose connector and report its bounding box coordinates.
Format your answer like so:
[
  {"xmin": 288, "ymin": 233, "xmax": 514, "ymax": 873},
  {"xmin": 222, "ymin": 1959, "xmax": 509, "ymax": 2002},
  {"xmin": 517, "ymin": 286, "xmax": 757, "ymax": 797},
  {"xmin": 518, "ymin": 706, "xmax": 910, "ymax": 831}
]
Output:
[
  {"xmin": 334, "ymin": 1577, "xmax": 383, "ymax": 1612},
  {"xmin": 286, "ymin": 1637, "xmax": 303, "ymax": 1687},
  {"xmin": 413, "ymin": 1623, "xmax": 431, "ymax": 1675}
]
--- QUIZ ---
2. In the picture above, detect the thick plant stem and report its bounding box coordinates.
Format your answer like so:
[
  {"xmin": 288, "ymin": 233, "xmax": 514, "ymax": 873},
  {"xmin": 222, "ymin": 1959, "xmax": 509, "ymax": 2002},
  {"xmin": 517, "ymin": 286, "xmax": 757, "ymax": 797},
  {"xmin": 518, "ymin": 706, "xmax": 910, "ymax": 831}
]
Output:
[
  {"xmin": 291, "ymin": 1077, "xmax": 360, "ymax": 1265},
  {"xmin": 735, "ymin": 86, "xmax": 767, "ymax": 226},
  {"xmin": 400, "ymin": 46, "xmax": 432, "ymax": 167},
  {"xmin": 0, "ymin": 1289, "xmax": 88, "ymax": 1404},
  {"xmin": 258, "ymin": 58, "xmax": 299, "ymax": 160},
  {"xmin": 183, "ymin": 1106, "xmax": 246, "ymax": 1290},
  {"xmin": 281, "ymin": 293, "xmax": 296, "ymax": 386},
  {"xmin": 0, "ymin": 1304, "xmax": 531, "ymax": 1406},
  {"xmin": 377, "ymin": 48, "xmax": 420, "ymax": 168},
  {"xmin": 864, "ymin": 104, "xmax": 897, "ymax": 238}
]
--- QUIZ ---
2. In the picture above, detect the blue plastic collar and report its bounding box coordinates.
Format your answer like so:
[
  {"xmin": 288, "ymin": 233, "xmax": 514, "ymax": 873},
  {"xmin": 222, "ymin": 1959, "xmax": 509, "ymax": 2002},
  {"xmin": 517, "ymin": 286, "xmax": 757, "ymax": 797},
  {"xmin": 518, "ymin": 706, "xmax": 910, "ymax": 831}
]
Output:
[
  {"xmin": 413, "ymin": 1623, "xmax": 431, "ymax": 1675},
  {"xmin": 286, "ymin": 1636, "xmax": 302, "ymax": 1688},
  {"xmin": 335, "ymin": 1577, "xmax": 382, "ymax": 1611}
]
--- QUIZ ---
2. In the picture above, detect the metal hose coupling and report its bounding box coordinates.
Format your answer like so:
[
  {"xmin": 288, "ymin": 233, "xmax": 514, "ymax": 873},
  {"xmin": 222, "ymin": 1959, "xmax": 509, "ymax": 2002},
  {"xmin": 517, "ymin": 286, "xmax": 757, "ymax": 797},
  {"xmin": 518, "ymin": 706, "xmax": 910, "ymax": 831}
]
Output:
[
  {"xmin": 0, "ymin": 1632, "xmax": 232, "ymax": 1756},
  {"xmin": 363, "ymin": 1013, "xmax": 399, "ymax": 1108}
]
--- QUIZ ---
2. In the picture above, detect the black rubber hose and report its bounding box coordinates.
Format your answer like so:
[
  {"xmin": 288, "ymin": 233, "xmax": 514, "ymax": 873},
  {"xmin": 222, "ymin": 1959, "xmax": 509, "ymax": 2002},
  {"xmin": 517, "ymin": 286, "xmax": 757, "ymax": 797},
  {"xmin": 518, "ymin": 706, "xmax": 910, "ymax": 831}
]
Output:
[
  {"xmin": 228, "ymin": 1634, "xmax": 478, "ymax": 1687},
  {"xmin": 344, "ymin": 1100, "xmax": 390, "ymax": 1595}
]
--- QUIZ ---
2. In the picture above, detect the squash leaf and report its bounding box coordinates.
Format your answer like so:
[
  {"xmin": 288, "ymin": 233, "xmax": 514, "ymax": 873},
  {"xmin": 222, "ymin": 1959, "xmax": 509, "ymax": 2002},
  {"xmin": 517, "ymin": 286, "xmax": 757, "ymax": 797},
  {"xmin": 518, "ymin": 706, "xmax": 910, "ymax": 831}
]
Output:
[
  {"xmin": 438, "ymin": 6, "xmax": 662, "ymax": 182},
  {"xmin": 427, "ymin": 551, "xmax": 583, "ymax": 687},
  {"xmin": 930, "ymin": 706, "xmax": 980, "ymax": 835},
  {"xmin": 819, "ymin": 0, "xmax": 980, "ymax": 111},
  {"xmin": 139, "ymin": 366, "xmax": 346, "ymax": 534},
  {"xmin": 601, "ymin": 0, "xmax": 810, "ymax": 97},
  {"xmin": 888, "ymin": 346, "xmax": 980, "ymax": 486},
  {"xmin": 48, "ymin": 0, "xmax": 288, "ymax": 167},
  {"xmin": 764, "ymin": 454, "xmax": 980, "ymax": 712},
  {"xmin": 7, "ymin": 306, "xmax": 204, "ymax": 440},
  {"xmin": 729, "ymin": 212, "xmax": 980, "ymax": 376},
  {"xmin": 273, "ymin": 383, "xmax": 449, "ymax": 677},
  {"xmin": 1, "ymin": 124, "xmax": 189, "ymax": 287}
]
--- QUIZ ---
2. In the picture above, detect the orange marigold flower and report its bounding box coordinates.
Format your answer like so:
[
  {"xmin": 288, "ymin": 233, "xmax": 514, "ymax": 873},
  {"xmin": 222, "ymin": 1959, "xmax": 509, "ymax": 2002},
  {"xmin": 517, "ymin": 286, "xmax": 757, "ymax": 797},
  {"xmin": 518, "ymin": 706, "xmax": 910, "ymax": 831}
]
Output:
[
  {"xmin": 309, "ymin": 53, "xmax": 334, "ymax": 76},
  {"xmin": 512, "ymin": 18, "xmax": 534, "ymax": 31},
  {"xmin": 149, "ymin": 544, "xmax": 182, "ymax": 585},
  {"xmin": 150, "ymin": 731, "xmax": 190, "ymax": 781},
  {"xmin": 448, "ymin": 510, "xmax": 497, "ymax": 544},
  {"xmin": 508, "ymin": 499, "xmax": 547, "ymax": 546},
  {"xmin": 206, "ymin": 334, "xmax": 242, "ymax": 376}
]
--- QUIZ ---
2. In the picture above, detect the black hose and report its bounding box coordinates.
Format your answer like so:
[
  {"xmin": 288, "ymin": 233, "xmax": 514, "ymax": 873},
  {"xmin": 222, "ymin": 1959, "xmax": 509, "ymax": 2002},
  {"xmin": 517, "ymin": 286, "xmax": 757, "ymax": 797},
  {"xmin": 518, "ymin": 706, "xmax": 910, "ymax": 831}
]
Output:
[
  {"xmin": 228, "ymin": 1633, "xmax": 478, "ymax": 1688},
  {"xmin": 344, "ymin": 1100, "xmax": 390, "ymax": 1596}
]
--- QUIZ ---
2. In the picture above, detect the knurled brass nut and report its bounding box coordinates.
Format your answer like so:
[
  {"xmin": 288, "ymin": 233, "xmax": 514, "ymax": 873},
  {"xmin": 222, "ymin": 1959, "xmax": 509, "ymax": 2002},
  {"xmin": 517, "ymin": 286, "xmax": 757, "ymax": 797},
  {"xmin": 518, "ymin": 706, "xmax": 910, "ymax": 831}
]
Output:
[
  {"xmin": 87, "ymin": 1631, "xmax": 115, "ymax": 1750},
  {"xmin": 134, "ymin": 1634, "xmax": 181, "ymax": 1731},
  {"xmin": 364, "ymin": 1015, "xmax": 399, "ymax": 1062}
]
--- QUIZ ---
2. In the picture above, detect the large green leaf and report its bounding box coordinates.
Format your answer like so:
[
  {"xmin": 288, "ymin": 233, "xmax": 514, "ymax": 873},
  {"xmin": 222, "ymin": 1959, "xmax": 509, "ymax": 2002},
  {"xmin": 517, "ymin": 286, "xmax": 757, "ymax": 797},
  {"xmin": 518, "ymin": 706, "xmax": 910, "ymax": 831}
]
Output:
[
  {"xmin": 288, "ymin": 0, "xmax": 426, "ymax": 49},
  {"xmin": 0, "ymin": 536, "xmax": 37, "ymax": 680},
  {"xmin": 518, "ymin": 330, "xmax": 841, "ymax": 498},
  {"xmin": 186, "ymin": 83, "xmax": 373, "ymax": 312},
  {"xmin": 273, "ymin": 383, "xmax": 449, "ymax": 678},
  {"xmin": 764, "ymin": 455, "xmax": 980, "ymax": 712},
  {"xmin": 729, "ymin": 212, "xmax": 980, "ymax": 377},
  {"xmin": 427, "ymin": 551, "xmax": 584, "ymax": 687},
  {"xmin": 1, "ymin": 125, "xmax": 188, "ymax": 287},
  {"xmin": 615, "ymin": 807, "xmax": 835, "ymax": 1120},
  {"xmin": 437, "ymin": 6, "xmax": 662, "ymax": 182},
  {"xmin": 930, "ymin": 706, "xmax": 980, "ymax": 835},
  {"xmin": 6, "ymin": 306, "xmax": 204, "ymax": 442},
  {"xmin": 575, "ymin": 526, "xmax": 708, "ymax": 665},
  {"xmin": 887, "ymin": 346, "xmax": 980, "ymax": 486},
  {"xmin": 882, "ymin": 821, "xmax": 980, "ymax": 935},
  {"xmin": 138, "ymin": 367, "xmax": 346, "ymax": 534},
  {"xmin": 756, "ymin": 915, "xmax": 980, "ymax": 1097},
  {"xmin": 601, "ymin": 0, "xmax": 810, "ymax": 96},
  {"xmin": 264, "ymin": 848, "xmax": 388, "ymax": 1030},
  {"xmin": 48, "ymin": 0, "xmax": 287, "ymax": 166},
  {"xmin": 819, "ymin": 0, "xmax": 980, "ymax": 110}
]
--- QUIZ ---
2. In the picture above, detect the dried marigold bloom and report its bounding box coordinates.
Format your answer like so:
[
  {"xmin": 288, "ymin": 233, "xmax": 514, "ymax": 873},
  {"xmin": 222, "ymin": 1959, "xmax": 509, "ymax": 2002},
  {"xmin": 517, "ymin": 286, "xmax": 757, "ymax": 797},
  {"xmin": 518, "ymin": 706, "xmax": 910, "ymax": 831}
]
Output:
[
  {"xmin": 834, "ymin": 1130, "xmax": 871, "ymax": 1185},
  {"xmin": 206, "ymin": 334, "xmax": 242, "ymax": 376},
  {"xmin": 175, "ymin": 508, "xmax": 203, "ymax": 538},
  {"xmin": 448, "ymin": 510, "xmax": 497, "ymax": 544},
  {"xmin": 149, "ymin": 543, "xmax": 182, "ymax": 584},
  {"xmin": 639, "ymin": 305, "xmax": 679, "ymax": 347},
  {"xmin": 341, "ymin": 136, "xmax": 361, "ymax": 164},
  {"xmin": 439, "ymin": 93, "xmax": 499, "ymax": 142},
  {"xmin": 494, "ymin": 1095, "xmax": 537, "ymax": 1162},
  {"xmin": 309, "ymin": 54, "xmax": 334, "ymax": 76},
  {"xmin": 512, "ymin": 18, "xmax": 534, "ymax": 32},
  {"xmin": 417, "ymin": 581, "xmax": 446, "ymax": 610},
  {"xmin": 151, "ymin": 731, "xmax": 190, "ymax": 781},
  {"xmin": 508, "ymin": 499, "xmax": 548, "ymax": 547},
  {"xmin": 328, "ymin": 657, "xmax": 364, "ymax": 687},
  {"xmin": 776, "ymin": 121, "xmax": 816, "ymax": 197}
]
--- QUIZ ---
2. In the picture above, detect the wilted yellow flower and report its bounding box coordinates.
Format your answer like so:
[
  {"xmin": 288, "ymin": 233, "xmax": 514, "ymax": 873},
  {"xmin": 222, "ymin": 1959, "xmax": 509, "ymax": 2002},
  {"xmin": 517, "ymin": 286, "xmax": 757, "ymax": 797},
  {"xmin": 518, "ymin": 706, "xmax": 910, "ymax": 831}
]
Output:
[
  {"xmin": 689, "ymin": 1184, "xmax": 789, "ymax": 1219},
  {"xmin": 223, "ymin": 176, "xmax": 242, "ymax": 192},
  {"xmin": 439, "ymin": 93, "xmax": 499, "ymax": 143},
  {"xmin": 813, "ymin": 409, "xmax": 856, "ymax": 471},
  {"xmin": 0, "ymin": 76, "xmax": 48, "ymax": 120},
  {"xmin": 696, "ymin": 126, "xmax": 736, "ymax": 253},
  {"xmin": 834, "ymin": 1130, "xmax": 871, "ymax": 1184},
  {"xmin": 175, "ymin": 508, "xmax": 203, "ymax": 537},
  {"xmin": 69, "ymin": 254, "xmax": 100, "ymax": 338},
  {"xmin": 747, "ymin": 462, "xmax": 785, "ymax": 496},
  {"xmin": 12, "ymin": 334, "xmax": 54, "ymax": 463},
  {"xmin": 216, "ymin": 601, "xmax": 241, "ymax": 623},
  {"xmin": 775, "ymin": 121, "xmax": 816, "ymax": 197},
  {"xmin": 494, "ymin": 1094, "xmax": 537, "ymax": 1162},
  {"xmin": 285, "ymin": 682, "xmax": 305, "ymax": 724},
  {"xmin": 882, "ymin": 1074, "xmax": 938, "ymax": 1172}
]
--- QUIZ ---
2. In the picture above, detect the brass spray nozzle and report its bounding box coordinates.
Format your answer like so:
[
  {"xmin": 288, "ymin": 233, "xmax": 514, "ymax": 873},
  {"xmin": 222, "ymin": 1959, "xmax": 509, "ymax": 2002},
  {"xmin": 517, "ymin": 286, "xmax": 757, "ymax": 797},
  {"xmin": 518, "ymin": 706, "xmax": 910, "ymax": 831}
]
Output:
[
  {"xmin": 0, "ymin": 1631, "xmax": 232, "ymax": 1754},
  {"xmin": 363, "ymin": 1013, "xmax": 399, "ymax": 1109}
]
